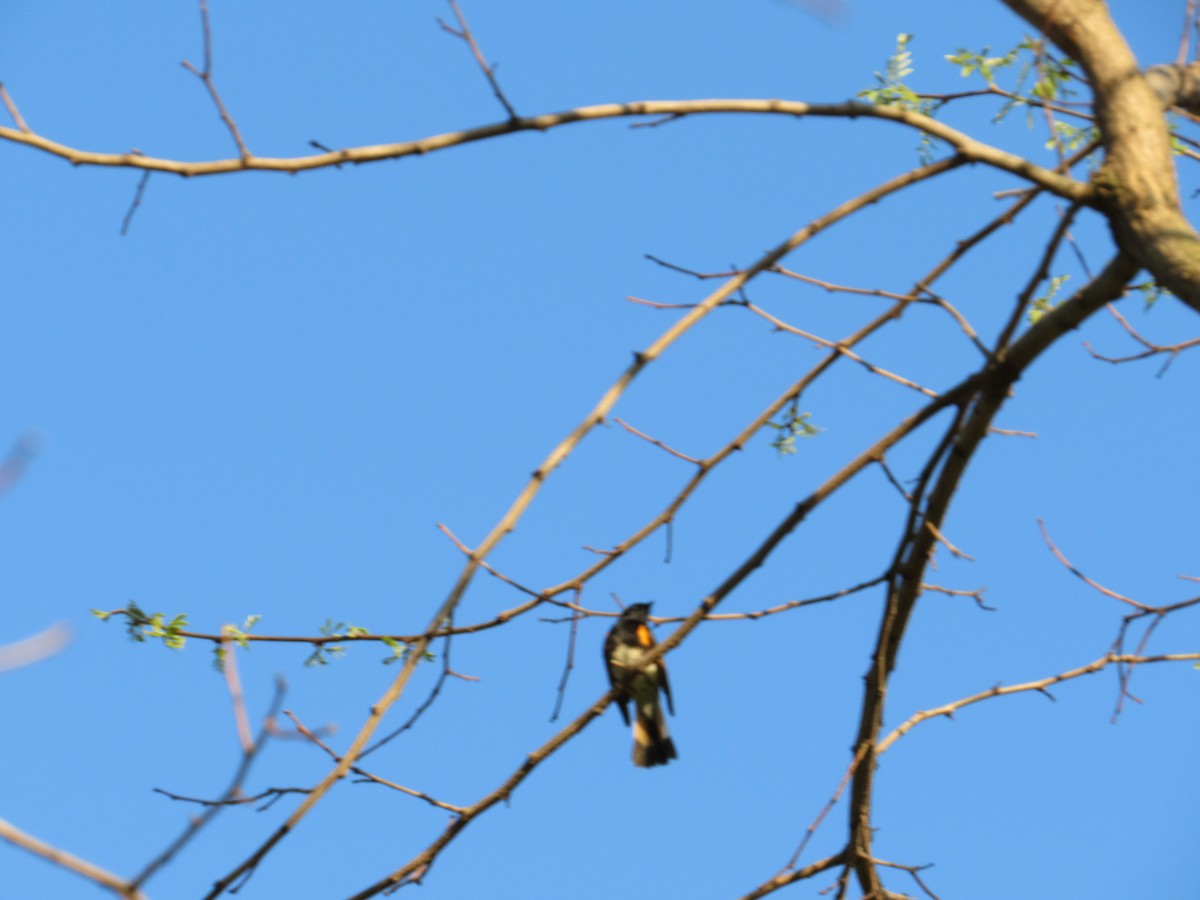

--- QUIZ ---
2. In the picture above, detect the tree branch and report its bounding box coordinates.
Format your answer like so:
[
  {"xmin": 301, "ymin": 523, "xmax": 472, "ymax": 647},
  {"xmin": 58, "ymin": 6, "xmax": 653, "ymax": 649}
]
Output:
[
  {"xmin": 1001, "ymin": 0, "xmax": 1200, "ymax": 311},
  {"xmin": 0, "ymin": 99, "xmax": 1091, "ymax": 201}
]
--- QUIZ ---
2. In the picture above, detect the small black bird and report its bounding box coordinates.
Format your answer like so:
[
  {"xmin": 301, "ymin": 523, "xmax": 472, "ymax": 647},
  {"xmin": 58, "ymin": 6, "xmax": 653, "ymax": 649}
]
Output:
[{"xmin": 604, "ymin": 603, "xmax": 676, "ymax": 767}]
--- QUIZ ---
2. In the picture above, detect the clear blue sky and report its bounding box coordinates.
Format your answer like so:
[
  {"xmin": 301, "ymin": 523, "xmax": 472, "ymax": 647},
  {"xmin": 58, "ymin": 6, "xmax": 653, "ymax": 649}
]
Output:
[{"xmin": 1, "ymin": 2, "xmax": 1196, "ymax": 898}]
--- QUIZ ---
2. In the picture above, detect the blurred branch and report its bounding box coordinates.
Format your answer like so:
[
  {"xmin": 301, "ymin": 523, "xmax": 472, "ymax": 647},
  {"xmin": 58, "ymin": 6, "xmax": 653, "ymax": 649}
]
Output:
[
  {"xmin": 286, "ymin": 711, "xmax": 466, "ymax": 814},
  {"xmin": 0, "ymin": 817, "xmax": 147, "ymax": 900},
  {"xmin": 1084, "ymin": 303, "xmax": 1200, "ymax": 376},
  {"xmin": 133, "ymin": 678, "xmax": 287, "ymax": 889},
  {"xmin": 0, "ymin": 431, "xmax": 42, "ymax": 499},
  {"xmin": 0, "ymin": 81, "xmax": 31, "ymax": 132},
  {"xmin": 549, "ymin": 184, "xmax": 1052, "ymax": 601},
  {"xmin": 436, "ymin": 0, "xmax": 518, "ymax": 119},
  {"xmin": 0, "ymin": 622, "xmax": 70, "ymax": 672},
  {"xmin": 181, "ymin": 0, "xmax": 250, "ymax": 159},
  {"xmin": 738, "ymin": 852, "xmax": 848, "ymax": 900}
]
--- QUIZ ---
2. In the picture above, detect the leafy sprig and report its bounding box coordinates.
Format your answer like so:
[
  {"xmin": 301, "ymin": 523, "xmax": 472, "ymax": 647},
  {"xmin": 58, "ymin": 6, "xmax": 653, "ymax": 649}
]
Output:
[
  {"xmin": 92, "ymin": 601, "xmax": 189, "ymax": 650},
  {"xmin": 767, "ymin": 402, "xmax": 822, "ymax": 455},
  {"xmin": 1028, "ymin": 274, "xmax": 1071, "ymax": 323}
]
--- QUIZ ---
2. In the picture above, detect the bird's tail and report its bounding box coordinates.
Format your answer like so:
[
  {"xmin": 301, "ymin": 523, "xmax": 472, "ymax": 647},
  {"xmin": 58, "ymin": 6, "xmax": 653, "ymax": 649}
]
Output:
[{"xmin": 632, "ymin": 698, "xmax": 677, "ymax": 768}]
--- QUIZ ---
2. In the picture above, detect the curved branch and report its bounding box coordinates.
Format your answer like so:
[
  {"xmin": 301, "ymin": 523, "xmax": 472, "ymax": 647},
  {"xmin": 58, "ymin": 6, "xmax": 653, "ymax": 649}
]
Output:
[
  {"xmin": 876, "ymin": 652, "xmax": 1200, "ymax": 754},
  {"xmin": 843, "ymin": 251, "xmax": 1139, "ymax": 896},
  {"xmin": 0, "ymin": 99, "xmax": 1090, "ymax": 200}
]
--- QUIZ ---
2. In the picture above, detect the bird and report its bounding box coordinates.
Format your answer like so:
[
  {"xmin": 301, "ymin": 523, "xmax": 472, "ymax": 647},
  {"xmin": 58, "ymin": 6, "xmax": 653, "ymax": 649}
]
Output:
[{"xmin": 603, "ymin": 602, "xmax": 677, "ymax": 767}]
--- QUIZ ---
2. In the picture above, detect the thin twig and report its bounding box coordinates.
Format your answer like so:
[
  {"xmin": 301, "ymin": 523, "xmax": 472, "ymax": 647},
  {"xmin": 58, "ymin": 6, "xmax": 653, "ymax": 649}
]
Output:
[
  {"xmin": 744, "ymin": 302, "xmax": 940, "ymax": 398},
  {"xmin": 361, "ymin": 625, "xmax": 458, "ymax": 759},
  {"xmin": 924, "ymin": 521, "xmax": 975, "ymax": 561},
  {"xmin": 779, "ymin": 743, "xmax": 872, "ymax": 872},
  {"xmin": 919, "ymin": 583, "xmax": 995, "ymax": 611},
  {"xmin": 1038, "ymin": 518, "xmax": 1154, "ymax": 611},
  {"xmin": 133, "ymin": 678, "xmax": 287, "ymax": 889},
  {"xmin": 614, "ymin": 417, "xmax": 702, "ymax": 464},
  {"xmin": 285, "ymin": 711, "xmax": 465, "ymax": 814},
  {"xmin": 988, "ymin": 426, "xmax": 1037, "ymax": 437},
  {"xmin": 1084, "ymin": 303, "xmax": 1200, "ymax": 376},
  {"xmin": 549, "ymin": 590, "xmax": 583, "ymax": 722},
  {"xmin": 120, "ymin": 166, "xmax": 151, "ymax": 237},
  {"xmin": 876, "ymin": 652, "xmax": 1200, "ymax": 753},
  {"xmin": 871, "ymin": 858, "xmax": 942, "ymax": 900},
  {"xmin": 1178, "ymin": 0, "xmax": 1199, "ymax": 66},
  {"xmin": 153, "ymin": 786, "xmax": 310, "ymax": 808},
  {"xmin": 220, "ymin": 628, "xmax": 254, "ymax": 754},
  {"xmin": 181, "ymin": 0, "xmax": 250, "ymax": 159},
  {"xmin": 437, "ymin": 0, "xmax": 518, "ymax": 119},
  {"xmin": 0, "ymin": 81, "xmax": 31, "ymax": 132}
]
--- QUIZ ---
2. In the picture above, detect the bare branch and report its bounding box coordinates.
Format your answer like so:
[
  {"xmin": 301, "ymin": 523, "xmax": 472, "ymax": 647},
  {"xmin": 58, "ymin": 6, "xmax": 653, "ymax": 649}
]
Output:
[
  {"xmin": 181, "ymin": 0, "xmax": 250, "ymax": 159},
  {"xmin": 285, "ymin": 711, "xmax": 465, "ymax": 814},
  {"xmin": 119, "ymin": 169, "xmax": 152, "ymax": 237},
  {"xmin": 0, "ymin": 100, "xmax": 1092, "ymax": 201},
  {"xmin": 1084, "ymin": 302, "xmax": 1200, "ymax": 375},
  {"xmin": 133, "ymin": 679, "xmax": 287, "ymax": 889},
  {"xmin": 877, "ymin": 652, "xmax": 1200, "ymax": 754},
  {"xmin": 0, "ymin": 622, "xmax": 70, "ymax": 672},
  {"xmin": 0, "ymin": 817, "xmax": 147, "ymax": 900},
  {"xmin": 0, "ymin": 81, "xmax": 31, "ymax": 132},
  {"xmin": 437, "ymin": 0, "xmax": 518, "ymax": 119},
  {"xmin": 220, "ymin": 627, "xmax": 254, "ymax": 754},
  {"xmin": 614, "ymin": 417, "xmax": 702, "ymax": 464},
  {"xmin": 1038, "ymin": 519, "xmax": 1154, "ymax": 611},
  {"xmin": 743, "ymin": 302, "xmax": 940, "ymax": 398}
]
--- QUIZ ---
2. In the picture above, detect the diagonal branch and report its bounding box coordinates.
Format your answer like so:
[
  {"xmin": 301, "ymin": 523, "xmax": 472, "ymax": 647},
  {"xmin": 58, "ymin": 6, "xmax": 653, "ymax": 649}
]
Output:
[
  {"xmin": 437, "ymin": 0, "xmax": 518, "ymax": 119},
  {"xmin": 843, "ymin": 252, "xmax": 1139, "ymax": 897},
  {"xmin": 133, "ymin": 679, "xmax": 287, "ymax": 889},
  {"xmin": 204, "ymin": 155, "xmax": 966, "ymax": 897},
  {"xmin": 181, "ymin": 0, "xmax": 250, "ymax": 159},
  {"xmin": 0, "ymin": 818, "xmax": 148, "ymax": 900}
]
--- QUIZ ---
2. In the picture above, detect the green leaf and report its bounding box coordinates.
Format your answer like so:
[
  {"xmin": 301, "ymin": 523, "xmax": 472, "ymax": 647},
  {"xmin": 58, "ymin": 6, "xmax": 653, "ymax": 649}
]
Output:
[
  {"xmin": 768, "ymin": 404, "xmax": 822, "ymax": 455},
  {"xmin": 944, "ymin": 45, "xmax": 1018, "ymax": 84},
  {"xmin": 1136, "ymin": 281, "xmax": 1172, "ymax": 309},
  {"xmin": 1029, "ymin": 274, "xmax": 1070, "ymax": 323}
]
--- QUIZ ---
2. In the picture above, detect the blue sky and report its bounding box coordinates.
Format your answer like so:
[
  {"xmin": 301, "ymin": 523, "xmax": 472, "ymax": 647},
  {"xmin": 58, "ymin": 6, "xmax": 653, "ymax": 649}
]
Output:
[{"xmin": 1, "ymin": 2, "xmax": 1196, "ymax": 899}]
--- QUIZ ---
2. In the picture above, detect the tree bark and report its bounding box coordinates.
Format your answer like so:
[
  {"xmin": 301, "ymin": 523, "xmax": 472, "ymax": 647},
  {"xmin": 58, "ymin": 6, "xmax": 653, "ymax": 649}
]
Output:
[{"xmin": 1001, "ymin": 0, "xmax": 1200, "ymax": 313}]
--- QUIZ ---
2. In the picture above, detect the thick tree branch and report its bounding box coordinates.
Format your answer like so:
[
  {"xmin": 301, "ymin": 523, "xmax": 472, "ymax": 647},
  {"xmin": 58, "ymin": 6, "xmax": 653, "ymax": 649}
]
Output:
[
  {"xmin": 1001, "ymin": 0, "xmax": 1200, "ymax": 311},
  {"xmin": 843, "ymin": 251, "xmax": 1139, "ymax": 896}
]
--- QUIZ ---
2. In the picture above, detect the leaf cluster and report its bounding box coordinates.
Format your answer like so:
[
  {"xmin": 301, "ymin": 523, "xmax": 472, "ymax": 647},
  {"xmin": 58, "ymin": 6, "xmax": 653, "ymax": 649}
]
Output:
[
  {"xmin": 767, "ymin": 402, "xmax": 821, "ymax": 455},
  {"xmin": 92, "ymin": 601, "xmax": 189, "ymax": 650}
]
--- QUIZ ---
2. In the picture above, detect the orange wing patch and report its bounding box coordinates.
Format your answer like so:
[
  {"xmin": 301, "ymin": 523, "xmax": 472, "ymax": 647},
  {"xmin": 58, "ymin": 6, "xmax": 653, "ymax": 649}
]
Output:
[{"xmin": 636, "ymin": 624, "xmax": 654, "ymax": 648}]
